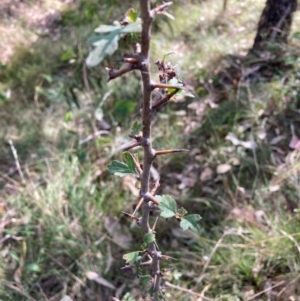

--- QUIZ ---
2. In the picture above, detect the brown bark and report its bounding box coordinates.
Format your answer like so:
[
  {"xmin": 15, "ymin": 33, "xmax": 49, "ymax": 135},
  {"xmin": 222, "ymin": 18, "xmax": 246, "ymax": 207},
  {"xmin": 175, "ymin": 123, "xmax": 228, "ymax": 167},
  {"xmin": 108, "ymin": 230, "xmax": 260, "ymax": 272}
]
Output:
[{"xmin": 251, "ymin": 0, "xmax": 297, "ymax": 52}]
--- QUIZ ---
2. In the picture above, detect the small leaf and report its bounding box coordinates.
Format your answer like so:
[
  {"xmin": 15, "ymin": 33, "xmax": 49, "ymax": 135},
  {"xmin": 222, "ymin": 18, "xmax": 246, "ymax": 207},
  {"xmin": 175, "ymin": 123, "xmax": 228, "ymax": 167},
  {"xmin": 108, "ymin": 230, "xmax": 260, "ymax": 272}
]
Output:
[
  {"xmin": 126, "ymin": 8, "xmax": 139, "ymax": 23},
  {"xmin": 168, "ymin": 77, "xmax": 183, "ymax": 89},
  {"xmin": 65, "ymin": 111, "xmax": 72, "ymax": 122},
  {"xmin": 289, "ymin": 133, "xmax": 300, "ymax": 149},
  {"xmin": 123, "ymin": 152, "xmax": 137, "ymax": 174},
  {"xmin": 181, "ymin": 89, "xmax": 195, "ymax": 98},
  {"xmin": 131, "ymin": 121, "xmax": 143, "ymax": 135},
  {"xmin": 25, "ymin": 263, "xmax": 41, "ymax": 273},
  {"xmin": 167, "ymin": 78, "xmax": 194, "ymax": 98},
  {"xmin": 175, "ymin": 208, "xmax": 191, "ymax": 220},
  {"xmin": 180, "ymin": 214, "xmax": 202, "ymax": 233},
  {"xmin": 86, "ymin": 33, "xmax": 119, "ymax": 67},
  {"xmin": 144, "ymin": 233, "xmax": 155, "ymax": 244},
  {"xmin": 157, "ymin": 195, "xmax": 177, "ymax": 218},
  {"xmin": 140, "ymin": 275, "xmax": 152, "ymax": 290},
  {"xmin": 94, "ymin": 107, "xmax": 104, "ymax": 121},
  {"xmin": 123, "ymin": 251, "xmax": 140, "ymax": 264},
  {"xmin": 216, "ymin": 164, "xmax": 231, "ymax": 174},
  {"xmin": 107, "ymin": 160, "xmax": 134, "ymax": 177}
]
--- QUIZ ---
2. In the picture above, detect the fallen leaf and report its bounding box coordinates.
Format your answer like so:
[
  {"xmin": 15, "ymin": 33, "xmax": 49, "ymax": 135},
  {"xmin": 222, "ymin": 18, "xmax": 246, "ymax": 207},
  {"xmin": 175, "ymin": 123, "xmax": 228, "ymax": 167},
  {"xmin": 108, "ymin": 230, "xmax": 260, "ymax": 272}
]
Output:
[
  {"xmin": 257, "ymin": 130, "xmax": 267, "ymax": 140},
  {"xmin": 104, "ymin": 217, "xmax": 132, "ymax": 249},
  {"xmin": 226, "ymin": 132, "xmax": 258, "ymax": 149},
  {"xmin": 217, "ymin": 164, "xmax": 231, "ymax": 174},
  {"xmin": 229, "ymin": 208, "xmax": 257, "ymax": 224},
  {"xmin": 270, "ymin": 135, "xmax": 285, "ymax": 145},
  {"xmin": 86, "ymin": 271, "xmax": 116, "ymax": 290},
  {"xmin": 229, "ymin": 157, "xmax": 240, "ymax": 166},
  {"xmin": 225, "ymin": 132, "xmax": 240, "ymax": 145},
  {"xmin": 269, "ymin": 185, "xmax": 280, "ymax": 192},
  {"xmin": 200, "ymin": 167, "xmax": 213, "ymax": 182},
  {"xmin": 289, "ymin": 134, "xmax": 300, "ymax": 149},
  {"xmin": 240, "ymin": 140, "xmax": 258, "ymax": 150},
  {"xmin": 60, "ymin": 296, "xmax": 73, "ymax": 301}
]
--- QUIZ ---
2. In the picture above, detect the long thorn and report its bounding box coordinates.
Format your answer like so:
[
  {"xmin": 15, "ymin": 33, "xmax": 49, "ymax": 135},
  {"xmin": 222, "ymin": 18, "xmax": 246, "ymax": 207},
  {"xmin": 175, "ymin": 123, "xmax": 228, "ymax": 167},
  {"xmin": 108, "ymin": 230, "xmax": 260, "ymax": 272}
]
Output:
[{"xmin": 155, "ymin": 149, "xmax": 189, "ymax": 156}]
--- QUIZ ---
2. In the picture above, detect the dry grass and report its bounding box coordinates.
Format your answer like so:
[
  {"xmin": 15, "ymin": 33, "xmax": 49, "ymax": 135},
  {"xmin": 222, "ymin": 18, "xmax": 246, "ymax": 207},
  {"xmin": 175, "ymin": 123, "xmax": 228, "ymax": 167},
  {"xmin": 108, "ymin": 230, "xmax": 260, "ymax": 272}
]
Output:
[{"xmin": 0, "ymin": 0, "xmax": 300, "ymax": 300}]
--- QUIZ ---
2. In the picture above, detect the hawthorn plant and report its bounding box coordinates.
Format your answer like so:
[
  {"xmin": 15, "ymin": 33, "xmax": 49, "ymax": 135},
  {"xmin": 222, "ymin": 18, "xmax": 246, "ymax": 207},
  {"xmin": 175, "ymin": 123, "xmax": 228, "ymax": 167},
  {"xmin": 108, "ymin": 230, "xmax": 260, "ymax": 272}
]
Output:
[{"xmin": 86, "ymin": 1, "xmax": 201, "ymax": 300}]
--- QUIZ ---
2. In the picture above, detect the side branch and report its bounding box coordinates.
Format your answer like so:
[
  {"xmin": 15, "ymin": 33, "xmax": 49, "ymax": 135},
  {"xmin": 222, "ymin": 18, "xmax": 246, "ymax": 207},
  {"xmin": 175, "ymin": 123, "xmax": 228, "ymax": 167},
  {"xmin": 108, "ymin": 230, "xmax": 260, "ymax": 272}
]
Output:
[
  {"xmin": 152, "ymin": 88, "xmax": 180, "ymax": 110},
  {"xmin": 106, "ymin": 63, "xmax": 139, "ymax": 82}
]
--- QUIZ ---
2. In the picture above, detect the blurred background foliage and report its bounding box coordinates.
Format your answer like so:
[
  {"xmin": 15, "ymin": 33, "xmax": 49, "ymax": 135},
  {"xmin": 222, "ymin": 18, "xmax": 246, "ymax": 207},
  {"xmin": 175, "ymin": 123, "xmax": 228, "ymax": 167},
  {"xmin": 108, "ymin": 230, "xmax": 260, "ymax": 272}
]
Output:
[{"xmin": 0, "ymin": 0, "xmax": 300, "ymax": 300}]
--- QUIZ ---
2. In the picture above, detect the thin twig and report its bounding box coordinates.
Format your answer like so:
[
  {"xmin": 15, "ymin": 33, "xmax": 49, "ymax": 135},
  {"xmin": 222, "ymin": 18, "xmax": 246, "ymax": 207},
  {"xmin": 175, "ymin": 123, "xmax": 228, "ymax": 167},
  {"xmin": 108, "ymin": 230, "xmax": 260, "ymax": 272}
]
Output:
[
  {"xmin": 152, "ymin": 2, "xmax": 173, "ymax": 15},
  {"xmin": 245, "ymin": 281, "xmax": 285, "ymax": 301},
  {"xmin": 269, "ymin": 4, "xmax": 291, "ymax": 42},
  {"xmin": 197, "ymin": 228, "xmax": 238, "ymax": 283},
  {"xmin": 3, "ymin": 281, "xmax": 38, "ymax": 301},
  {"xmin": 121, "ymin": 141, "xmax": 143, "ymax": 151},
  {"xmin": 79, "ymin": 130, "xmax": 111, "ymax": 144},
  {"xmin": 8, "ymin": 139, "xmax": 25, "ymax": 184},
  {"xmin": 106, "ymin": 63, "xmax": 140, "ymax": 82},
  {"xmin": 82, "ymin": 60, "xmax": 91, "ymax": 93},
  {"xmin": 164, "ymin": 281, "xmax": 214, "ymax": 301}
]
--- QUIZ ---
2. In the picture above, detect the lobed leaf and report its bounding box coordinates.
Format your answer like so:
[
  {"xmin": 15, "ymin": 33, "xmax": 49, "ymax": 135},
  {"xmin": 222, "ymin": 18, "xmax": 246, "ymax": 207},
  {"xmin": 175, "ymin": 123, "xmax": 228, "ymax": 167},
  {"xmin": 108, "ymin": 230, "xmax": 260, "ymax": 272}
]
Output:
[
  {"xmin": 123, "ymin": 152, "xmax": 138, "ymax": 174},
  {"xmin": 107, "ymin": 160, "xmax": 135, "ymax": 177},
  {"xmin": 180, "ymin": 214, "xmax": 202, "ymax": 233},
  {"xmin": 157, "ymin": 195, "xmax": 177, "ymax": 218},
  {"xmin": 143, "ymin": 233, "xmax": 155, "ymax": 244},
  {"xmin": 123, "ymin": 251, "xmax": 140, "ymax": 265},
  {"xmin": 131, "ymin": 121, "xmax": 143, "ymax": 136},
  {"xmin": 86, "ymin": 20, "xmax": 142, "ymax": 67},
  {"xmin": 86, "ymin": 33, "xmax": 119, "ymax": 67},
  {"xmin": 125, "ymin": 8, "xmax": 139, "ymax": 23}
]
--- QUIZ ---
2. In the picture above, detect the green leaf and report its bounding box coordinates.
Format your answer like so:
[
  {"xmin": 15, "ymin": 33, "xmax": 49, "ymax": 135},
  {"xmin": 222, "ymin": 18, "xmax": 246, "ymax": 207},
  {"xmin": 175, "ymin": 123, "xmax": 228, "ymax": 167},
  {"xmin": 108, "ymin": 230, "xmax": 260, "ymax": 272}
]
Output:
[
  {"xmin": 131, "ymin": 121, "xmax": 143, "ymax": 136},
  {"xmin": 177, "ymin": 207, "xmax": 188, "ymax": 216},
  {"xmin": 140, "ymin": 275, "xmax": 152, "ymax": 290},
  {"xmin": 107, "ymin": 160, "xmax": 135, "ymax": 177},
  {"xmin": 167, "ymin": 78, "xmax": 195, "ymax": 98},
  {"xmin": 126, "ymin": 8, "xmax": 139, "ymax": 23},
  {"xmin": 181, "ymin": 88, "xmax": 195, "ymax": 98},
  {"xmin": 180, "ymin": 214, "xmax": 202, "ymax": 233},
  {"xmin": 86, "ymin": 20, "xmax": 142, "ymax": 67},
  {"xmin": 64, "ymin": 111, "xmax": 72, "ymax": 122},
  {"xmin": 120, "ymin": 20, "xmax": 142, "ymax": 33},
  {"xmin": 25, "ymin": 263, "xmax": 41, "ymax": 273},
  {"xmin": 168, "ymin": 77, "xmax": 183, "ymax": 89},
  {"xmin": 61, "ymin": 47, "xmax": 74, "ymax": 61},
  {"xmin": 123, "ymin": 251, "xmax": 140, "ymax": 265},
  {"xmin": 157, "ymin": 195, "xmax": 177, "ymax": 218},
  {"xmin": 144, "ymin": 233, "xmax": 155, "ymax": 244},
  {"xmin": 94, "ymin": 24, "xmax": 121, "ymax": 33},
  {"xmin": 123, "ymin": 152, "xmax": 137, "ymax": 174},
  {"xmin": 86, "ymin": 32, "xmax": 119, "ymax": 67}
]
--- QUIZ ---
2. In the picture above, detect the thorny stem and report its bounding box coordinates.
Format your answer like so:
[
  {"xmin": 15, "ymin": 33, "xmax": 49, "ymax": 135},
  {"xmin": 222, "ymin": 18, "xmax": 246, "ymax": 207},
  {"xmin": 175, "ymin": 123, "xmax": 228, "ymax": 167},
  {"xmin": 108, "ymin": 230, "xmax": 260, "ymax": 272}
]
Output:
[{"xmin": 139, "ymin": 0, "xmax": 161, "ymax": 299}]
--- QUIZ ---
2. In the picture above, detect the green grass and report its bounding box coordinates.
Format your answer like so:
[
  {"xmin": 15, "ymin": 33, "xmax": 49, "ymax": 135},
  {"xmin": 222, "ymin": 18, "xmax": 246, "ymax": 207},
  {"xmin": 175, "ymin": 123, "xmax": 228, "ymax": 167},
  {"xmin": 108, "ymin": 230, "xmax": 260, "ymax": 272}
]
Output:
[{"xmin": 0, "ymin": 0, "xmax": 300, "ymax": 300}]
